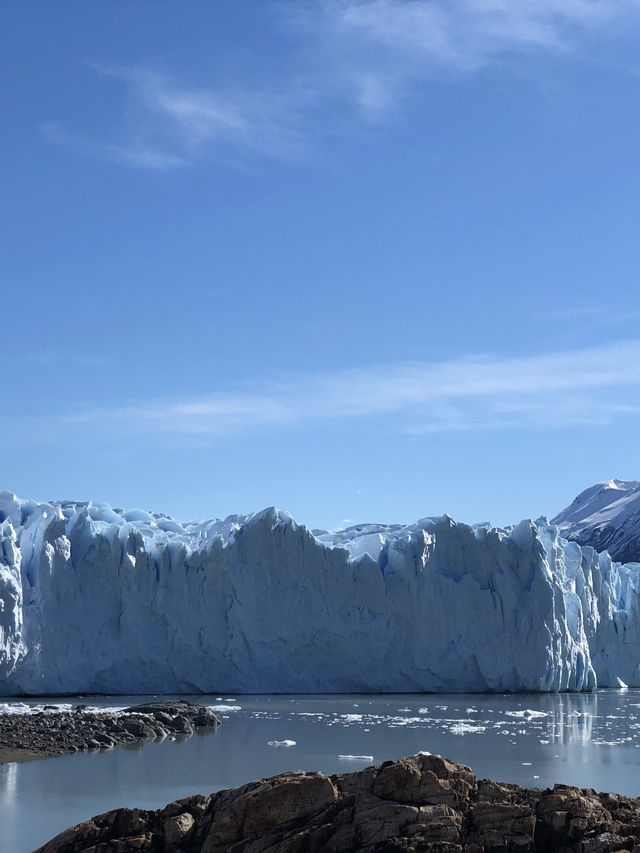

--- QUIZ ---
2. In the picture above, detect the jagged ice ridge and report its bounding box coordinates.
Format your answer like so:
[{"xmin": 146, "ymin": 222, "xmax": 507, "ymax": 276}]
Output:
[{"xmin": 1, "ymin": 490, "xmax": 640, "ymax": 695}]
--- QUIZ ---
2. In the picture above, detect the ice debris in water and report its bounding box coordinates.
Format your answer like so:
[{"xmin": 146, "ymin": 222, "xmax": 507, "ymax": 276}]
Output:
[
  {"xmin": 450, "ymin": 722, "xmax": 487, "ymax": 735},
  {"xmin": 505, "ymin": 710, "xmax": 549, "ymax": 719}
]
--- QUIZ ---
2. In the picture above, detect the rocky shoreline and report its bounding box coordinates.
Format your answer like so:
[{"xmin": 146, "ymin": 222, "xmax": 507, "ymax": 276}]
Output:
[
  {"xmin": 0, "ymin": 700, "xmax": 220, "ymax": 764},
  {"xmin": 34, "ymin": 753, "xmax": 640, "ymax": 852}
]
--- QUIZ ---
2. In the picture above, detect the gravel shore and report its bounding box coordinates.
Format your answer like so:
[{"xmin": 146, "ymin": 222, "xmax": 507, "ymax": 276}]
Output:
[{"xmin": 0, "ymin": 700, "xmax": 220, "ymax": 763}]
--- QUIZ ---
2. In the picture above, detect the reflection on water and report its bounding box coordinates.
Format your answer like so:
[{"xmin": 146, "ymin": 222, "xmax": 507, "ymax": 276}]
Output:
[
  {"xmin": 2, "ymin": 690, "xmax": 640, "ymax": 853},
  {"xmin": 547, "ymin": 694, "xmax": 591, "ymax": 743}
]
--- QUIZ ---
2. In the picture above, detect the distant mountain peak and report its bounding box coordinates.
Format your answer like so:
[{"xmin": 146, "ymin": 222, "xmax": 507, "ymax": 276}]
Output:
[{"xmin": 553, "ymin": 480, "xmax": 640, "ymax": 563}]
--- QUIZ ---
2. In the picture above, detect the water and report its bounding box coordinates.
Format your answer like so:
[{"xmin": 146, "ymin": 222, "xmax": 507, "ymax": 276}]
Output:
[{"xmin": 3, "ymin": 690, "xmax": 640, "ymax": 852}]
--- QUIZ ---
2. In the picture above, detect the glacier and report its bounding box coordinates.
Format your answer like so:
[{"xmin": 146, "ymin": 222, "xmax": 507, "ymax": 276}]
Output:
[{"xmin": 1, "ymin": 490, "xmax": 640, "ymax": 695}]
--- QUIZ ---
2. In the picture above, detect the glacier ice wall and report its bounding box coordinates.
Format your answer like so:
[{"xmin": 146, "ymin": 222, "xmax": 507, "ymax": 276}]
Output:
[{"xmin": 1, "ymin": 490, "xmax": 639, "ymax": 695}]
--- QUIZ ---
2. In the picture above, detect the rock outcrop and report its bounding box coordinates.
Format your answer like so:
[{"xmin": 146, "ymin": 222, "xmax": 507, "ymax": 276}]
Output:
[
  {"xmin": 34, "ymin": 754, "xmax": 640, "ymax": 852},
  {"xmin": 0, "ymin": 700, "xmax": 219, "ymax": 763}
]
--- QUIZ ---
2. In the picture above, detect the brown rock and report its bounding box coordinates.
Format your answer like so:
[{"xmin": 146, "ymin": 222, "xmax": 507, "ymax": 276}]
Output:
[
  {"xmin": 202, "ymin": 771, "xmax": 339, "ymax": 851},
  {"xmin": 468, "ymin": 800, "xmax": 536, "ymax": 850},
  {"xmin": 163, "ymin": 812, "xmax": 195, "ymax": 849},
  {"xmin": 371, "ymin": 755, "xmax": 475, "ymax": 809},
  {"xmin": 536, "ymin": 785, "xmax": 612, "ymax": 848},
  {"xmin": 33, "ymin": 754, "xmax": 640, "ymax": 853}
]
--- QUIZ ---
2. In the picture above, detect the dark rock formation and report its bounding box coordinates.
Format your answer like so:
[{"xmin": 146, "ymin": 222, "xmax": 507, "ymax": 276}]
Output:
[
  {"xmin": 34, "ymin": 754, "xmax": 640, "ymax": 852},
  {"xmin": 0, "ymin": 700, "xmax": 219, "ymax": 763}
]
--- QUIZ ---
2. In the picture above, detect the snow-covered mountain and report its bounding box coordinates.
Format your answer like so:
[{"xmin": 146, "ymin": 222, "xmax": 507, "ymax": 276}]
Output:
[
  {"xmin": 1, "ymin": 489, "xmax": 640, "ymax": 695},
  {"xmin": 553, "ymin": 480, "xmax": 640, "ymax": 564}
]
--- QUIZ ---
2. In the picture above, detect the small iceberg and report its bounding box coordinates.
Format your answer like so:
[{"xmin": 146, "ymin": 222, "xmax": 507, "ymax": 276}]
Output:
[{"xmin": 450, "ymin": 722, "xmax": 486, "ymax": 735}]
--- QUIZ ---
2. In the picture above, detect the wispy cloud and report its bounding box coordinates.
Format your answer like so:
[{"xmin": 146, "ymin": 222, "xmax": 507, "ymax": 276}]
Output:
[
  {"xmin": 44, "ymin": 66, "xmax": 305, "ymax": 170},
  {"xmin": 43, "ymin": 0, "xmax": 640, "ymax": 167},
  {"xmin": 10, "ymin": 340, "xmax": 640, "ymax": 440},
  {"xmin": 3, "ymin": 344, "xmax": 111, "ymax": 369},
  {"xmin": 42, "ymin": 120, "xmax": 190, "ymax": 170},
  {"xmin": 534, "ymin": 304, "xmax": 640, "ymax": 331},
  {"xmin": 298, "ymin": 0, "xmax": 640, "ymax": 116}
]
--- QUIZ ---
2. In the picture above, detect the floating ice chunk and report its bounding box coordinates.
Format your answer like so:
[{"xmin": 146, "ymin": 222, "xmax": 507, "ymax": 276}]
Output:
[
  {"xmin": 208, "ymin": 705, "xmax": 242, "ymax": 713},
  {"xmin": 505, "ymin": 710, "xmax": 548, "ymax": 719},
  {"xmin": 0, "ymin": 702, "xmax": 81, "ymax": 715},
  {"xmin": 0, "ymin": 702, "xmax": 32, "ymax": 715},
  {"xmin": 338, "ymin": 754, "xmax": 374, "ymax": 761},
  {"xmin": 388, "ymin": 715, "xmax": 424, "ymax": 726},
  {"xmin": 267, "ymin": 739, "xmax": 296, "ymax": 747},
  {"xmin": 84, "ymin": 705, "xmax": 127, "ymax": 714},
  {"xmin": 450, "ymin": 722, "xmax": 486, "ymax": 734}
]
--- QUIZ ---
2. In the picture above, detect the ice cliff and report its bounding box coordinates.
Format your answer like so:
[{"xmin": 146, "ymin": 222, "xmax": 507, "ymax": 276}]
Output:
[{"xmin": 1, "ymin": 490, "xmax": 640, "ymax": 695}]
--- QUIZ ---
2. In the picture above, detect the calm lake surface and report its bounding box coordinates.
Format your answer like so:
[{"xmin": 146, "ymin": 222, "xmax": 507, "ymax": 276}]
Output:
[{"xmin": 3, "ymin": 690, "xmax": 640, "ymax": 852}]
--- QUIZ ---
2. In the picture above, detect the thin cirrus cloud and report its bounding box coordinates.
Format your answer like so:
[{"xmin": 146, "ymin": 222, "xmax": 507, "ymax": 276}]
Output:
[
  {"xmin": 41, "ymin": 119, "xmax": 190, "ymax": 170},
  {"xmin": 19, "ymin": 339, "xmax": 640, "ymax": 440},
  {"xmin": 42, "ymin": 1, "xmax": 640, "ymax": 168},
  {"xmin": 44, "ymin": 65, "xmax": 305, "ymax": 170},
  {"xmin": 301, "ymin": 0, "xmax": 640, "ymax": 115}
]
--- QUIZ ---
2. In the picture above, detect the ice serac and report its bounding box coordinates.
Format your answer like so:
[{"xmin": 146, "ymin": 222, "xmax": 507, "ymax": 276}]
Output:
[
  {"xmin": 553, "ymin": 479, "xmax": 640, "ymax": 564},
  {"xmin": 1, "ymin": 490, "xmax": 639, "ymax": 695}
]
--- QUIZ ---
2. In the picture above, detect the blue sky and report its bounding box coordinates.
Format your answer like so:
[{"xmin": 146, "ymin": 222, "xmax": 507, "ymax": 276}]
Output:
[{"xmin": 2, "ymin": 0, "xmax": 640, "ymax": 529}]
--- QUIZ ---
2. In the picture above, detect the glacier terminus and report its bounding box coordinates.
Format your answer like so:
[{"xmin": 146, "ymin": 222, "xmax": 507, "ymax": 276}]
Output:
[{"xmin": 1, "ymin": 488, "xmax": 640, "ymax": 696}]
